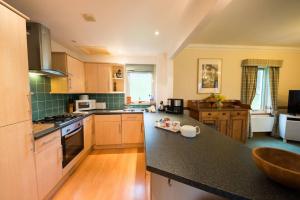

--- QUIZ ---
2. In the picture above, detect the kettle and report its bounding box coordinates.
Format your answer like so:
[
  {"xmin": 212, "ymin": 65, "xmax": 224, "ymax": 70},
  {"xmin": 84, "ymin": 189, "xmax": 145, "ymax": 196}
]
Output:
[{"xmin": 180, "ymin": 125, "xmax": 200, "ymax": 138}]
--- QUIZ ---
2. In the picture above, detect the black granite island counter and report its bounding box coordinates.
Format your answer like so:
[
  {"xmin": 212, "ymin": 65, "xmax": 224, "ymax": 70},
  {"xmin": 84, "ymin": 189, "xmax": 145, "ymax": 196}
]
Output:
[{"xmin": 144, "ymin": 112, "xmax": 300, "ymax": 200}]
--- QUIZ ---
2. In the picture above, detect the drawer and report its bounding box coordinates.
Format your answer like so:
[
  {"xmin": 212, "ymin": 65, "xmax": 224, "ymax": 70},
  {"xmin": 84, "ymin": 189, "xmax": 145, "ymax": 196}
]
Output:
[
  {"xmin": 231, "ymin": 111, "xmax": 248, "ymax": 118},
  {"xmin": 218, "ymin": 111, "xmax": 230, "ymax": 119},
  {"xmin": 35, "ymin": 130, "xmax": 61, "ymax": 153},
  {"xmin": 95, "ymin": 115, "xmax": 121, "ymax": 122},
  {"xmin": 122, "ymin": 114, "xmax": 143, "ymax": 121},
  {"xmin": 201, "ymin": 111, "xmax": 219, "ymax": 119}
]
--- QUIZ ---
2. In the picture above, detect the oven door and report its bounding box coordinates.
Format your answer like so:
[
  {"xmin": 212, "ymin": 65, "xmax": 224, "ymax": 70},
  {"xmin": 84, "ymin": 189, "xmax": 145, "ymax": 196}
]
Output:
[{"xmin": 61, "ymin": 126, "xmax": 84, "ymax": 168}]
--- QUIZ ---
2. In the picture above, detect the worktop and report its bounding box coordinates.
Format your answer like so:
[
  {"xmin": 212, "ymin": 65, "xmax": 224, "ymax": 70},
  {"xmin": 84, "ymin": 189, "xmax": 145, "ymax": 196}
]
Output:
[
  {"xmin": 143, "ymin": 112, "xmax": 300, "ymax": 200},
  {"xmin": 33, "ymin": 109, "xmax": 144, "ymax": 140}
]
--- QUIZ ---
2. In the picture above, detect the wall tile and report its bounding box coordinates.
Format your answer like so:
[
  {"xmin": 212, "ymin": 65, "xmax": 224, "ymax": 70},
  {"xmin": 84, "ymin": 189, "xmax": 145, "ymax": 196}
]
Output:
[{"xmin": 30, "ymin": 76, "xmax": 125, "ymax": 120}]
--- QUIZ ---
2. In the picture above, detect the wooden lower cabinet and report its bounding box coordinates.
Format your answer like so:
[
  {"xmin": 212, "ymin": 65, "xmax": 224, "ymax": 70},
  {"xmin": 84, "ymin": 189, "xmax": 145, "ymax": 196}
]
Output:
[
  {"xmin": 0, "ymin": 121, "xmax": 38, "ymax": 200},
  {"xmin": 94, "ymin": 115, "xmax": 122, "ymax": 145},
  {"xmin": 84, "ymin": 116, "xmax": 93, "ymax": 151},
  {"xmin": 122, "ymin": 121, "xmax": 144, "ymax": 144},
  {"xmin": 35, "ymin": 130, "xmax": 62, "ymax": 200},
  {"xmin": 196, "ymin": 110, "xmax": 248, "ymax": 143},
  {"xmin": 94, "ymin": 114, "xmax": 144, "ymax": 146}
]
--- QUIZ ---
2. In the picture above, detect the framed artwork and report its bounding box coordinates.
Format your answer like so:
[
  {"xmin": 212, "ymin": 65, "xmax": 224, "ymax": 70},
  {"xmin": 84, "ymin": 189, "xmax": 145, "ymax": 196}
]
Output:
[{"xmin": 197, "ymin": 58, "xmax": 222, "ymax": 93}]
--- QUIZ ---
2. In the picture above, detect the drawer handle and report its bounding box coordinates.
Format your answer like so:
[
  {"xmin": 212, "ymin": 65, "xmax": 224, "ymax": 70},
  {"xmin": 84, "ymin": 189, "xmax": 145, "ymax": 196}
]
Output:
[
  {"xmin": 237, "ymin": 112, "xmax": 240, "ymax": 115},
  {"xmin": 41, "ymin": 137, "xmax": 57, "ymax": 146},
  {"xmin": 222, "ymin": 113, "xmax": 226, "ymax": 115},
  {"xmin": 208, "ymin": 113, "xmax": 211, "ymax": 116}
]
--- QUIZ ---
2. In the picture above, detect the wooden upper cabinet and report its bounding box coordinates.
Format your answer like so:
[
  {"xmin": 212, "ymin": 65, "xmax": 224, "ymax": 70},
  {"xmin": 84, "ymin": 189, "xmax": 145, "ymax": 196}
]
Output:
[
  {"xmin": 85, "ymin": 63, "xmax": 99, "ymax": 93},
  {"xmin": 85, "ymin": 63, "xmax": 113, "ymax": 93},
  {"xmin": 0, "ymin": 3, "xmax": 31, "ymax": 127},
  {"xmin": 51, "ymin": 53, "xmax": 85, "ymax": 93},
  {"xmin": 98, "ymin": 63, "xmax": 112, "ymax": 93},
  {"xmin": 0, "ymin": 121, "xmax": 38, "ymax": 200}
]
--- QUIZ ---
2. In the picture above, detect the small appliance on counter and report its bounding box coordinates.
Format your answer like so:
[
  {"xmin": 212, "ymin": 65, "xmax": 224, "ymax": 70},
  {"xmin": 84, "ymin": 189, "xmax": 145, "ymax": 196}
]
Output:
[
  {"xmin": 75, "ymin": 99, "xmax": 96, "ymax": 111},
  {"xmin": 165, "ymin": 98, "xmax": 184, "ymax": 114},
  {"xmin": 96, "ymin": 102, "xmax": 107, "ymax": 109}
]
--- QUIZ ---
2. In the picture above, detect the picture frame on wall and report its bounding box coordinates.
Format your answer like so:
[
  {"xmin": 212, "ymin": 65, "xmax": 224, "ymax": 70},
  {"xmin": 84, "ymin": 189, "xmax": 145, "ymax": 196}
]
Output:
[{"xmin": 197, "ymin": 58, "xmax": 222, "ymax": 93}]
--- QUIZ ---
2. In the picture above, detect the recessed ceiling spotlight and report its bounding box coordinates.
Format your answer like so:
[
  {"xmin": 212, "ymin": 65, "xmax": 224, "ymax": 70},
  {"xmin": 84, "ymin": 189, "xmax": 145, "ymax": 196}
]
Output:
[
  {"xmin": 154, "ymin": 30, "xmax": 160, "ymax": 36},
  {"xmin": 71, "ymin": 40, "xmax": 77, "ymax": 43}
]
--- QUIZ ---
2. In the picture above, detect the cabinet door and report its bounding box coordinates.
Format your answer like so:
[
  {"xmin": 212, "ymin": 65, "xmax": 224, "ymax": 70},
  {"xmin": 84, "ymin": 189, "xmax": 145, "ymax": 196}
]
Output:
[
  {"xmin": 218, "ymin": 119, "xmax": 230, "ymax": 136},
  {"xmin": 84, "ymin": 116, "xmax": 93, "ymax": 151},
  {"xmin": 0, "ymin": 4, "xmax": 31, "ymax": 127},
  {"xmin": 94, "ymin": 115, "xmax": 121, "ymax": 145},
  {"xmin": 0, "ymin": 121, "xmax": 38, "ymax": 200},
  {"xmin": 85, "ymin": 63, "xmax": 99, "ymax": 93},
  {"xmin": 122, "ymin": 121, "xmax": 144, "ymax": 144},
  {"xmin": 35, "ymin": 131, "xmax": 62, "ymax": 200},
  {"xmin": 98, "ymin": 63, "xmax": 112, "ymax": 93},
  {"xmin": 67, "ymin": 56, "xmax": 85, "ymax": 93}
]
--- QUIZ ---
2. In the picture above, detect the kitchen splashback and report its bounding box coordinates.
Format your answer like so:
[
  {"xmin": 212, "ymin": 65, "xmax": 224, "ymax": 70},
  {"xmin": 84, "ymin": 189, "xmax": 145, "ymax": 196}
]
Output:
[{"xmin": 30, "ymin": 75, "xmax": 125, "ymax": 121}]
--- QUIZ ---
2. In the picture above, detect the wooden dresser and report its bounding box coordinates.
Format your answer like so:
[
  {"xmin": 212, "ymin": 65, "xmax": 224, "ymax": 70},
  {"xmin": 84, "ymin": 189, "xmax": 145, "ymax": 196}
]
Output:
[{"xmin": 188, "ymin": 100, "xmax": 250, "ymax": 143}]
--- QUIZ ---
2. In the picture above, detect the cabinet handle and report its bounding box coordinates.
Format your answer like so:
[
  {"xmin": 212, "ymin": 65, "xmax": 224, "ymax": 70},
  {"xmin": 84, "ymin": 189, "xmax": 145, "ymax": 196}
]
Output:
[
  {"xmin": 222, "ymin": 113, "xmax": 226, "ymax": 115},
  {"xmin": 168, "ymin": 178, "xmax": 172, "ymax": 186},
  {"xmin": 208, "ymin": 113, "xmax": 211, "ymax": 116},
  {"xmin": 141, "ymin": 123, "xmax": 143, "ymax": 133},
  {"xmin": 41, "ymin": 137, "xmax": 57, "ymax": 146},
  {"xmin": 69, "ymin": 78, "xmax": 72, "ymax": 89},
  {"xmin": 237, "ymin": 112, "xmax": 240, "ymax": 115},
  {"xmin": 57, "ymin": 146, "xmax": 63, "ymax": 163},
  {"xmin": 27, "ymin": 93, "xmax": 32, "ymax": 115}
]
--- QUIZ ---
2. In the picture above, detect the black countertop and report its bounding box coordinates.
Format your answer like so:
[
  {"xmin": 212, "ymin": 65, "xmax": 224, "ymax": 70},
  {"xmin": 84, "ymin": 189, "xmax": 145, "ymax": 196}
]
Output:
[
  {"xmin": 33, "ymin": 109, "xmax": 144, "ymax": 140},
  {"xmin": 143, "ymin": 112, "xmax": 300, "ymax": 200}
]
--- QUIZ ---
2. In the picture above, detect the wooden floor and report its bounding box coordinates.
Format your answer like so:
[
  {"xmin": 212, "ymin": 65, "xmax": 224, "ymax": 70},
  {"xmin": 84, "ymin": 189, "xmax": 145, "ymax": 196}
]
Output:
[{"xmin": 53, "ymin": 148, "xmax": 149, "ymax": 200}]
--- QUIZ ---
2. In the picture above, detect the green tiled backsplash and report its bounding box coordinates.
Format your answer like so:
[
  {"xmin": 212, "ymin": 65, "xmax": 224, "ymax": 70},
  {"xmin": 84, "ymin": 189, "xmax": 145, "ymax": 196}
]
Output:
[{"xmin": 30, "ymin": 75, "xmax": 124, "ymax": 121}]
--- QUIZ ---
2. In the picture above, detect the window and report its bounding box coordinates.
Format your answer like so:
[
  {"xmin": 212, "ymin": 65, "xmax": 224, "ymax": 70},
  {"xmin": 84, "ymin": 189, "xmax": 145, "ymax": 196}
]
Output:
[
  {"xmin": 127, "ymin": 72, "xmax": 153, "ymax": 102},
  {"xmin": 251, "ymin": 68, "xmax": 272, "ymax": 112}
]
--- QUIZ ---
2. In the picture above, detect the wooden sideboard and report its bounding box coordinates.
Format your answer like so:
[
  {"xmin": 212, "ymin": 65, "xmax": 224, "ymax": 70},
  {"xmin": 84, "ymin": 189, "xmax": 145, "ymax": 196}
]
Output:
[{"xmin": 188, "ymin": 100, "xmax": 249, "ymax": 143}]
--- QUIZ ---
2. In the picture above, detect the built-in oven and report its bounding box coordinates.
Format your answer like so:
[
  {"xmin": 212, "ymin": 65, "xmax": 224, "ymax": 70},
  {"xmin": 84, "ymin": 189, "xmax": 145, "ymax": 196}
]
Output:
[{"xmin": 61, "ymin": 120, "xmax": 84, "ymax": 168}]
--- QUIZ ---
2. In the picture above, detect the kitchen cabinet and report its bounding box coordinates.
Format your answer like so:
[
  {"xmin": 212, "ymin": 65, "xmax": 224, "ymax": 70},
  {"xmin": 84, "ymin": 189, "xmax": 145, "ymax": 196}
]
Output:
[
  {"xmin": 84, "ymin": 115, "xmax": 93, "ymax": 151},
  {"xmin": 51, "ymin": 52, "xmax": 85, "ymax": 93},
  {"xmin": 229, "ymin": 111, "xmax": 248, "ymax": 143},
  {"xmin": 188, "ymin": 100, "xmax": 249, "ymax": 143},
  {"xmin": 0, "ymin": 2, "xmax": 31, "ymax": 127},
  {"xmin": 85, "ymin": 63, "xmax": 112, "ymax": 93},
  {"xmin": 0, "ymin": 121, "xmax": 38, "ymax": 200},
  {"xmin": 122, "ymin": 114, "xmax": 144, "ymax": 144},
  {"xmin": 35, "ymin": 130, "xmax": 62, "ymax": 200},
  {"xmin": 94, "ymin": 115, "xmax": 122, "ymax": 145},
  {"xmin": 85, "ymin": 63, "xmax": 125, "ymax": 93}
]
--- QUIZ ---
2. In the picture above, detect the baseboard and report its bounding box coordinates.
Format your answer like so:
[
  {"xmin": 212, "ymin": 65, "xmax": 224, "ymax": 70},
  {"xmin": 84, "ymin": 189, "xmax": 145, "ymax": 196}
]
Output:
[{"xmin": 93, "ymin": 143, "xmax": 144, "ymax": 150}]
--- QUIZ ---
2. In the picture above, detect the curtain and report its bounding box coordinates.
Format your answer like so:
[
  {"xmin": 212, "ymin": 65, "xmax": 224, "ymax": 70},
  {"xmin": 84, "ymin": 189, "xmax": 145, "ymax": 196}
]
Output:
[
  {"xmin": 269, "ymin": 67, "xmax": 280, "ymax": 136},
  {"xmin": 241, "ymin": 66, "xmax": 258, "ymax": 105}
]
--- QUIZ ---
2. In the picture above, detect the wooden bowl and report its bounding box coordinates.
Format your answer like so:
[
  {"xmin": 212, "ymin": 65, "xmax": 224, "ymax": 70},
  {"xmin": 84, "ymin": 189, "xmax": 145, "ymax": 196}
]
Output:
[{"xmin": 252, "ymin": 147, "xmax": 300, "ymax": 189}]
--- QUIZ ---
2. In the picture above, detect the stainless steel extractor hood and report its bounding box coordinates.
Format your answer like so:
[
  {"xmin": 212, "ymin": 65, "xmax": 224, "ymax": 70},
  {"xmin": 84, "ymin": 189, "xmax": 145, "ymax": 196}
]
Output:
[{"xmin": 26, "ymin": 22, "xmax": 66, "ymax": 76}]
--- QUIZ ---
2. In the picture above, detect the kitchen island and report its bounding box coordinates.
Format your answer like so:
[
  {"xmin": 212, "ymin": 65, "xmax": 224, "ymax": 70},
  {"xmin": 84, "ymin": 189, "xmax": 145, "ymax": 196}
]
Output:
[{"xmin": 144, "ymin": 112, "xmax": 300, "ymax": 200}]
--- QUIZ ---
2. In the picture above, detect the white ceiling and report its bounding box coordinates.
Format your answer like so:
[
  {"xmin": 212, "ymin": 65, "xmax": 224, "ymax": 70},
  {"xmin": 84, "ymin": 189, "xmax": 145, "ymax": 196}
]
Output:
[
  {"xmin": 5, "ymin": 0, "xmax": 223, "ymax": 57},
  {"xmin": 187, "ymin": 0, "xmax": 300, "ymax": 47}
]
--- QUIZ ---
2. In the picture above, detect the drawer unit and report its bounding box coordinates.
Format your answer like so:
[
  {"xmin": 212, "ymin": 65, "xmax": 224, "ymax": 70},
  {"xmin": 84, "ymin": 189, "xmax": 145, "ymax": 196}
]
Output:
[
  {"xmin": 231, "ymin": 111, "xmax": 248, "ymax": 118},
  {"xmin": 95, "ymin": 114, "xmax": 121, "ymax": 122},
  {"xmin": 201, "ymin": 111, "xmax": 219, "ymax": 119},
  {"xmin": 35, "ymin": 130, "xmax": 61, "ymax": 153},
  {"xmin": 122, "ymin": 114, "xmax": 143, "ymax": 121}
]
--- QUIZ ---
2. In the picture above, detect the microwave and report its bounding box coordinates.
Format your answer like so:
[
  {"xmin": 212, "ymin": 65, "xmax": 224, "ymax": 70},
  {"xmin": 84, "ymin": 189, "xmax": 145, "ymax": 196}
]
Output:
[{"xmin": 75, "ymin": 99, "xmax": 96, "ymax": 111}]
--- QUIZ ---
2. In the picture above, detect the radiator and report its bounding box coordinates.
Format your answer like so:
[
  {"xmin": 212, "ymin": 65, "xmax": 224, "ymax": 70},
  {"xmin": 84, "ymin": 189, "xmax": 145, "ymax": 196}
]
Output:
[{"xmin": 251, "ymin": 114, "xmax": 275, "ymax": 132}]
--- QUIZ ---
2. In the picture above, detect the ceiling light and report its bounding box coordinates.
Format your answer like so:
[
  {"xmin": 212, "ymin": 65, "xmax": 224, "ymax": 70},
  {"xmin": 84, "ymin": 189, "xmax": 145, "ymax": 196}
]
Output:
[{"xmin": 154, "ymin": 31, "xmax": 160, "ymax": 36}]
